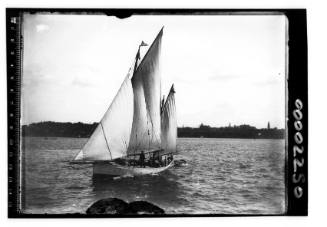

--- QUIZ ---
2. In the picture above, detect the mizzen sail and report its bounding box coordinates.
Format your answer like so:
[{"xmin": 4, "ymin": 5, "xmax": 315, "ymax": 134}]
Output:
[
  {"xmin": 161, "ymin": 84, "xmax": 177, "ymax": 154},
  {"xmin": 128, "ymin": 28, "xmax": 163, "ymax": 154},
  {"xmin": 75, "ymin": 72, "xmax": 134, "ymax": 161}
]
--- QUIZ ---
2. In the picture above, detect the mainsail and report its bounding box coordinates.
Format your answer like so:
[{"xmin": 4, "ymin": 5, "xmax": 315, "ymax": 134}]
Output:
[
  {"xmin": 161, "ymin": 85, "xmax": 177, "ymax": 154},
  {"xmin": 74, "ymin": 71, "xmax": 134, "ymax": 161},
  {"xmin": 128, "ymin": 28, "xmax": 163, "ymax": 154}
]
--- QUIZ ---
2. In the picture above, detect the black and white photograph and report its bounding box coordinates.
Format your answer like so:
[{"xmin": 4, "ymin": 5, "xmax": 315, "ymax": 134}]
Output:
[{"xmin": 6, "ymin": 9, "xmax": 308, "ymax": 217}]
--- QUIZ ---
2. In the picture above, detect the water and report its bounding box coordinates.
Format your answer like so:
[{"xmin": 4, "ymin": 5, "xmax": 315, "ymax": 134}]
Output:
[{"xmin": 22, "ymin": 137, "xmax": 285, "ymax": 214}]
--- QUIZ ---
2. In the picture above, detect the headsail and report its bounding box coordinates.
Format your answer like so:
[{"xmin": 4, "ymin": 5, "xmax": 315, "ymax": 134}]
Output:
[
  {"xmin": 128, "ymin": 28, "xmax": 163, "ymax": 155},
  {"xmin": 161, "ymin": 84, "xmax": 177, "ymax": 154},
  {"xmin": 75, "ymin": 71, "xmax": 134, "ymax": 161}
]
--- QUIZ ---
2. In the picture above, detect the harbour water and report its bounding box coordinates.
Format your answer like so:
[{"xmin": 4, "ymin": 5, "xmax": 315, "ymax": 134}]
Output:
[{"xmin": 22, "ymin": 137, "xmax": 285, "ymax": 214}]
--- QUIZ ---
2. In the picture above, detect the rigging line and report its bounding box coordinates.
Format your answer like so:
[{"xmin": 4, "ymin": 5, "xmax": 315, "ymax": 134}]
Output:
[
  {"xmin": 147, "ymin": 108, "xmax": 161, "ymax": 148},
  {"xmin": 121, "ymin": 138, "xmax": 128, "ymax": 156},
  {"xmin": 144, "ymin": 100, "xmax": 160, "ymax": 144},
  {"xmin": 134, "ymin": 133, "xmax": 141, "ymax": 156},
  {"xmin": 100, "ymin": 122, "xmax": 112, "ymax": 160},
  {"xmin": 140, "ymin": 90, "xmax": 160, "ymax": 150},
  {"xmin": 73, "ymin": 149, "xmax": 83, "ymax": 161}
]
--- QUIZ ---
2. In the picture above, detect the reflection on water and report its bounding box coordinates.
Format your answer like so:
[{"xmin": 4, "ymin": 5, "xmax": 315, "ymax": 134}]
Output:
[{"xmin": 22, "ymin": 137, "xmax": 285, "ymax": 214}]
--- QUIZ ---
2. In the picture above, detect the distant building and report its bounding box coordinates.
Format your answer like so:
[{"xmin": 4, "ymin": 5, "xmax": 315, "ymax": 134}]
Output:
[{"xmin": 267, "ymin": 121, "xmax": 271, "ymax": 130}]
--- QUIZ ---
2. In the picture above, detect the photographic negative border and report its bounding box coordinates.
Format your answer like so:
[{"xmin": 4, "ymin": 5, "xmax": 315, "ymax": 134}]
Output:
[{"xmin": 7, "ymin": 8, "xmax": 308, "ymax": 217}]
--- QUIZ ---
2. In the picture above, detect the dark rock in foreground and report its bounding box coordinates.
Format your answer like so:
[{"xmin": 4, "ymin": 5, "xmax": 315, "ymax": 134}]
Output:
[
  {"xmin": 86, "ymin": 198, "xmax": 129, "ymax": 215},
  {"xmin": 86, "ymin": 198, "xmax": 165, "ymax": 215},
  {"xmin": 128, "ymin": 201, "xmax": 165, "ymax": 214}
]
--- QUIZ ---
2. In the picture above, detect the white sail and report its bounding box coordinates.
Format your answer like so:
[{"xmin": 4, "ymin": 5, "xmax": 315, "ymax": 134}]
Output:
[
  {"xmin": 75, "ymin": 73, "xmax": 134, "ymax": 161},
  {"xmin": 161, "ymin": 85, "xmax": 177, "ymax": 154},
  {"xmin": 128, "ymin": 28, "xmax": 163, "ymax": 154}
]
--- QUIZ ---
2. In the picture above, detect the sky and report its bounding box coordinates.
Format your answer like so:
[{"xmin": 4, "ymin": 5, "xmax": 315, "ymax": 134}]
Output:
[{"xmin": 22, "ymin": 13, "xmax": 287, "ymax": 128}]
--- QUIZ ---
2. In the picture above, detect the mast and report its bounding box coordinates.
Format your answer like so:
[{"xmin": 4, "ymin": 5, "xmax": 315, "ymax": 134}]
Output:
[
  {"xmin": 132, "ymin": 27, "xmax": 164, "ymax": 80},
  {"xmin": 134, "ymin": 41, "xmax": 148, "ymax": 74}
]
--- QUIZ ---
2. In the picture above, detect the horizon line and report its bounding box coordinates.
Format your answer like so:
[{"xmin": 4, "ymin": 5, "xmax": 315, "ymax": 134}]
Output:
[{"xmin": 22, "ymin": 121, "xmax": 285, "ymax": 130}]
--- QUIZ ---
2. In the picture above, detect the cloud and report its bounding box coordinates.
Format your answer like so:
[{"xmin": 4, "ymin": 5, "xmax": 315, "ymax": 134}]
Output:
[
  {"xmin": 71, "ymin": 77, "xmax": 93, "ymax": 87},
  {"xmin": 36, "ymin": 24, "xmax": 50, "ymax": 33},
  {"xmin": 208, "ymin": 73, "xmax": 241, "ymax": 82},
  {"xmin": 253, "ymin": 76, "xmax": 283, "ymax": 87}
]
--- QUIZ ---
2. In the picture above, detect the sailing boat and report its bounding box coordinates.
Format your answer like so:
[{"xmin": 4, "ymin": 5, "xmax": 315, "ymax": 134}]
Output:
[{"xmin": 72, "ymin": 27, "xmax": 177, "ymax": 176}]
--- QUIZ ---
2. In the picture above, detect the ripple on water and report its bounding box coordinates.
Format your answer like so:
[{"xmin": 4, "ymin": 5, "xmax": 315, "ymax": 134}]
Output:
[{"xmin": 22, "ymin": 137, "xmax": 285, "ymax": 214}]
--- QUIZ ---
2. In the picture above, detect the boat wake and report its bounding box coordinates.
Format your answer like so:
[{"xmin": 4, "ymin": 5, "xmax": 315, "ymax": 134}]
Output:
[
  {"xmin": 173, "ymin": 159, "xmax": 188, "ymax": 167},
  {"xmin": 113, "ymin": 174, "xmax": 134, "ymax": 180}
]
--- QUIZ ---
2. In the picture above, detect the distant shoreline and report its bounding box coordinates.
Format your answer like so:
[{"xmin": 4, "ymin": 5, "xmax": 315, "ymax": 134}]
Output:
[{"xmin": 22, "ymin": 121, "xmax": 284, "ymax": 139}]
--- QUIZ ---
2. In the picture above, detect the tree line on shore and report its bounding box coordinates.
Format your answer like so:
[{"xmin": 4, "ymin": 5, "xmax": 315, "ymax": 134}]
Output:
[{"xmin": 22, "ymin": 121, "xmax": 284, "ymax": 139}]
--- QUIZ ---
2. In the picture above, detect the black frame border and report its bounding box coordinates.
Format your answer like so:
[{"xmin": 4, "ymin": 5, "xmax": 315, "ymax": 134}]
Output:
[{"xmin": 7, "ymin": 8, "xmax": 308, "ymax": 218}]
